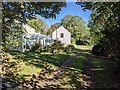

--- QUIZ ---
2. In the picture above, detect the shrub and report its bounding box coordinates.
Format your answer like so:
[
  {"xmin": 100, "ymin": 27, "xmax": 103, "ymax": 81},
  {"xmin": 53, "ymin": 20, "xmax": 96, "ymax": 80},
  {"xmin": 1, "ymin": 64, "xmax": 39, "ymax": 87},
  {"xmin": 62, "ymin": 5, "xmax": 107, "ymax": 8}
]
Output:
[
  {"xmin": 76, "ymin": 40, "xmax": 84, "ymax": 45},
  {"xmin": 43, "ymin": 45, "xmax": 51, "ymax": 52},
  {"xmin": 35, "ymin": 45, "xmax": 43, "ymax": 53},
  {"xmin": 92, "ymin": 44, "xmax": 104, "ymax": 56},
  {"xmin": 26, "ymin": 43, "xmax": 30, "ymax": 49},
  {"xmin": 50, "ymin": 40, "xmax": 64, "ymax": 53},
  {"xmin": 71, "ymin": 38, "xmax": 76, "ymax": 45},
  {"xmin": 30, "ymin": 43, "xmax": 42, "ymax": 52},
  {"xmin": 64, "ymin": 44, "xmax": 75, "ymax": 53},
  {"xmin": 76, "ymin": 39, "xmax": 89, "ymax": 45}
]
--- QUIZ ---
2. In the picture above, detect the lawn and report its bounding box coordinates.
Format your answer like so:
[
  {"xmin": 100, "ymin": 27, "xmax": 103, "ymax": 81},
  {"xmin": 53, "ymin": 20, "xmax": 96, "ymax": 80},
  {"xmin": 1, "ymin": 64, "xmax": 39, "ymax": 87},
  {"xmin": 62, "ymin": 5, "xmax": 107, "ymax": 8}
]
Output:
[
  {"xmin": 10, "ymin": 51, "xmax": 73, "ymax": 79},
  {"xmin": 8, "ymin": 45, "xmax": 91, "ymax": 89},
  {"xmin": 4, "ymin": 45, "xmax": 119, "ymax": 89},
  {"xmin": 56, "ymin": 55, "xmax": 86, "ymax": 89},
  {"xmin": 92, "ymin": 57, "xmax": 119, "ymax": 88},
  {"xmin": 11, "ymin": 45, "xmax": 119, "ymax": 89}
]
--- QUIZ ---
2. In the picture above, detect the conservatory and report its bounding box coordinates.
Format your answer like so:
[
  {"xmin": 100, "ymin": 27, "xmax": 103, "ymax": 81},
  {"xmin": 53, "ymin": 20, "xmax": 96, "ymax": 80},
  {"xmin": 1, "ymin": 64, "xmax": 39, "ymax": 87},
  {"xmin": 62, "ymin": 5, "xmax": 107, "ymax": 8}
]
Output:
[{"xmin": 22, "ymin": 33, "xmax": 52, "ymax": 52}]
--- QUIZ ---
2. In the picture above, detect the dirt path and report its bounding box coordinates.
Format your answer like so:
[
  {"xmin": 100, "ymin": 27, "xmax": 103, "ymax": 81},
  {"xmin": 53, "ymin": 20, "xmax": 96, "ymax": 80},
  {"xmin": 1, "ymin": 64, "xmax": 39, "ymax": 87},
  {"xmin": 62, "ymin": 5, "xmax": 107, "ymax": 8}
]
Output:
[
  {"xmin": 81, "ymin": 53, "xmax": 95, "ymax": 89},
  {"xmin": 39, "ymin": 52, "xmax": 80, "ymax": 88}
]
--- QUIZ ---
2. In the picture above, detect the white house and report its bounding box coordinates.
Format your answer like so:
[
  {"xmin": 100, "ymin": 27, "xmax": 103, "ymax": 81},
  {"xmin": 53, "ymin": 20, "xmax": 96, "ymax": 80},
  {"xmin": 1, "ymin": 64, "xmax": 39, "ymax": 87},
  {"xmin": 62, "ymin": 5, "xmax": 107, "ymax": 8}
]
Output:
[
  {"xmin": 22, "ymin": 24, "xmax": 52, "ymax": 52},
  {"xmin": 10, "ymin": 24, "xmax": 71, "ymax": 52},
  {"xmin": 51, "ymin": 26, "xmax": 71, "ymax": 45},
  {"xmin": 10, "ymin": 23, "xmax": 51, "ymax": 52}
]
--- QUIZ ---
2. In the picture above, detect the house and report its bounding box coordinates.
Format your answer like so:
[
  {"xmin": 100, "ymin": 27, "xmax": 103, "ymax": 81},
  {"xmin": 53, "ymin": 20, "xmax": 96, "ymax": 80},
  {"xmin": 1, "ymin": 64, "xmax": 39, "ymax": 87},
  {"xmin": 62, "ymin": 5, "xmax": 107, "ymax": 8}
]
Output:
[
  {"xmin": 10, "ymin": 24, "xmax": 71, "ymax": 52},
  {"xmin": 10, "ymin": 23, "xmax": 51, "ymax": 52},
  {"xmin": 22, "ymin": 24, "xmax": 52, "ymax": 52},
  {"xmin": 51, "ymin": 26, "xmax": 71, "ymax": 45}
]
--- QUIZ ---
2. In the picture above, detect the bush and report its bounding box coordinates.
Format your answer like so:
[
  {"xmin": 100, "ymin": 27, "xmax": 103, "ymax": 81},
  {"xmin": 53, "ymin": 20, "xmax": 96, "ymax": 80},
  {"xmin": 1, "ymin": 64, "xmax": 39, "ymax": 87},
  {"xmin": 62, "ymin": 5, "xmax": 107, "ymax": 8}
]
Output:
[
  {"xmin": 64, "ymin": 45, "xmax": 75, "ymax": 53},
  {"xmin": 76, "ymin": 39, "xmax": 89, "ymax": 45},
  {"xmin": 71, "ymin": 38, "xmax": 76, "ymax": 45},
  {"xmin": 30, "ymin": 43, "xmax": 42, "ymax": 52},
  {"xmin": 92, "ymin": 44, "xmax": 104, "ymax": 56},
  {"xmin": 43, "ymin": 45, "xmax": 51, "ymax": 52},
  {"xmin": 35, "ymin": 45, "xmax": 42, "ymax": 53},
  {"xmin": 76, "ymin": 40, "xmax": 84, "ymax": 45},
  {"xmin": 50, "ymin": 40, "xmax": 64, "ymax": 53}
]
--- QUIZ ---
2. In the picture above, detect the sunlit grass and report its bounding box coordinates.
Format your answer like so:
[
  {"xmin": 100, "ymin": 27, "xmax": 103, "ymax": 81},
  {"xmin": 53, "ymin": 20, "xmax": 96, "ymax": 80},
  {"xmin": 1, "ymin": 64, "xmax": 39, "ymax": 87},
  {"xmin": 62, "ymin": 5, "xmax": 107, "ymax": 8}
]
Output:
[
  {"xmin": 75, "ymin": 45, "xmax": 92, "ymax": 50},
  {"xmin": 9, "ymin": 51, "xmax": 73, "ymax": 81},
  {"xmin": 9, "ymin": 45, "xmax": 92, "ymax": 88},
  {"xmin": 52, "ymin": 54, "xmax": 86, "ymax": 89},
  {"xmin": 17, "ymin": 61, "xmax": 40, "ymax": 75}
]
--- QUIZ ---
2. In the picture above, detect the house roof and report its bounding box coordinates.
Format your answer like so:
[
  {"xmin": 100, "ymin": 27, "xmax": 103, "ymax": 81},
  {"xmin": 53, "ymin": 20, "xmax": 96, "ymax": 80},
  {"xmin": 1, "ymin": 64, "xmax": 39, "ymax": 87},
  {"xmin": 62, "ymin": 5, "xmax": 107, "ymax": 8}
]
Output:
[
  {"xmin": 22, "ymin": 24, "xmax": 36, "ymax": 34},
  {"xmin": 52, "ymin": 26, "xmax": 70, "ymax": 34},
  {"xmin": 24, "ymin": 33, "xmax": 50, "ymax": 39}
]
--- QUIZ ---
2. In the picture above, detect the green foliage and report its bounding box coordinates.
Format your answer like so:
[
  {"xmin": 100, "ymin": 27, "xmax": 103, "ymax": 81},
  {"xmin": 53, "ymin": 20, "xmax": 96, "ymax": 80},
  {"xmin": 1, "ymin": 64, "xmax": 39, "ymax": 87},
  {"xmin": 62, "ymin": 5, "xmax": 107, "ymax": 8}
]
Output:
[
  {"xmin": 28, "ymin": 17, "xmax": 48, "ymax": 34},
  {"xmin": 3, "ymin": 2, "xmax": 66, "ymax": 22},
  {"xmin": 30, "ymin": 43, "xmax": 42, "ymax": 52},
  {"xmin": 35, "ymin": 45, "xmax": 43, "ymax": 53},
  {"xmin": 50, "ymin": 40, "xmax": 64, "ymax": 53},
  {"xmin": 2, "ymin": 2, "xmax": 66, "ymax": 52},
  {"xmin": 76, "ymin": 40, "xmax": 85, "ymax": 45},
  {"xmin": 92, "ymin": 44, "xmax": 104, "ymax": 56},
  {"xmin": 61, "ymin": 15, "xmax": 88, "ymax": 41},
  {"xmin": 77, "ymin": 2, "xmax": 120, "ymax": 59},
  {"xmin": 43, "ymin": 45, "xmax": 51, "ymax": 52},
  {"xmin": 48, "ymin": 15, "xmax": 91, "ymax": 45},
  {"xmin": 64, "ymin": 45, "xmax": 75, "ymax": 53},
  {"xmin": 47, "ymin": 23, "xmax": 61, "ymax": 35},
  {"xmin": 71, "ymin": 37, "xmax": 76, "ymax": 45},
  {"xmin": 2, "ymin": 21, "xmax": 23, "ymax": 52}
]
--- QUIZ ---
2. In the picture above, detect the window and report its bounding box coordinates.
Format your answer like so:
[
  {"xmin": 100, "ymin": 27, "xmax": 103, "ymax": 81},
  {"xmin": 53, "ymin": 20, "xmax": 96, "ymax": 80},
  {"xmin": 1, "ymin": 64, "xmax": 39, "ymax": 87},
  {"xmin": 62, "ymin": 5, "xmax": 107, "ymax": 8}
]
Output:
[
  {"xmin": 23, "ymin": 45, "xmax": 25, "ymax": 48},
  {"xmin": 60, "ymin": 33, "xmax": 64, "ymax": 38}
]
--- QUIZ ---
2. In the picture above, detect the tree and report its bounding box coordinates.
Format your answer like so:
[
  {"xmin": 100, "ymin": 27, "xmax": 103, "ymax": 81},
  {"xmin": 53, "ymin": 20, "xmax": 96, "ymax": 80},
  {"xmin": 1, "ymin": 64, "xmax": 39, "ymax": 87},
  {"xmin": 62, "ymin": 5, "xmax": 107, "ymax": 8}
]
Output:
[
  {"xmin": 28, "ymin": 17, "xmax": 48, "ymax": 35},
  {"xmin": 46, "ymin": 23, "xmax": 60, "ymax": 35},
  {"xmin": 77, "ymin": 2, "xmax": 120, "ymax": 58},
  {"xmin": 2, "ymin": 2, "xmax": 66, "ymax": 51},
  {"xmin": 60, "ymin": 15, "xmax": 90, "ymax": 45},
  {"xmin": 46, "ymin": 15, "xmax": 91, "ymax": 45}
]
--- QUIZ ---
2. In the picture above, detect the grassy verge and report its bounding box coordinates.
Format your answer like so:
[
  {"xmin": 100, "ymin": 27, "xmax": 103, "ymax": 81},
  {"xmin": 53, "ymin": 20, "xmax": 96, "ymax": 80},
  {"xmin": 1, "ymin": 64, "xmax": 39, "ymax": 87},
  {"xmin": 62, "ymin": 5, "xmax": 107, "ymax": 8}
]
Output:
[{"xmin": 92, "ymin": 57, "xmax": 119, "ymax": 88}]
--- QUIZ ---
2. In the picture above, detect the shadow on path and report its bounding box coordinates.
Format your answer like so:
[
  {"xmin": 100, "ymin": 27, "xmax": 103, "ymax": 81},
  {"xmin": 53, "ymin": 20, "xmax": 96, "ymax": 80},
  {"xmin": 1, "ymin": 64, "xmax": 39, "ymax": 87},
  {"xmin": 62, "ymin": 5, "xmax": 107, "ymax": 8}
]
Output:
[{"xmin": 39, "ymin": 52, "xmax": 80, "ymax": 88}]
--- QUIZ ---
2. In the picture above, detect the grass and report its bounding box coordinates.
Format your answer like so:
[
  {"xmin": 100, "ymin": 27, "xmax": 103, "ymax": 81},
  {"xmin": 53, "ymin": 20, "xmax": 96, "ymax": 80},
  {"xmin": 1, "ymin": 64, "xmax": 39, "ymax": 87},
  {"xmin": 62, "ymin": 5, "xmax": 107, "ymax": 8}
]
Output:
[
  {"xmin": 17, "ymin": 61, "xmax": 40, "ymax": 75},
  {"xmin": 6, "ymin": 52, "xmax": 74, "ymax": 86},
  {"xmin": 47, "ymin": 46, "xmax": 92, "ymax": 89},
  {"xmin": 9, "ymin": 51, "xmax": 75, "ymax": 80},
  {"xmin": 69, "ymin": 56, "xmax": 85, "ymax": 70},
  {"xmin": 74, "ymin": 45, "xmax": 92, "ymax": 50},
  {"xmin": 8, "ymin": 45, "xmax": 94, "ymax": 89},
  {"xmin": 4, "ymin": 45, "xmax": 119, "ymax": 89},
  {"xmin": 44, "ymin": 55, "xmax": 86, "ymax": 89},
  {"xmin": 92, "ymin": 57, "xmax": 119, "ymax": 88}
]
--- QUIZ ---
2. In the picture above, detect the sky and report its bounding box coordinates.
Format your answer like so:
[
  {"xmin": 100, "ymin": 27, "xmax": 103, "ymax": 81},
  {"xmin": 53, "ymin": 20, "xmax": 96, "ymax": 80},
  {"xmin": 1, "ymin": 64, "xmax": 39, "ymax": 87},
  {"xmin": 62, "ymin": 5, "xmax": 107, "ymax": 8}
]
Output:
[{"xmin": 38, "ymin": 2, "xmax": 91, "ymax": 27}]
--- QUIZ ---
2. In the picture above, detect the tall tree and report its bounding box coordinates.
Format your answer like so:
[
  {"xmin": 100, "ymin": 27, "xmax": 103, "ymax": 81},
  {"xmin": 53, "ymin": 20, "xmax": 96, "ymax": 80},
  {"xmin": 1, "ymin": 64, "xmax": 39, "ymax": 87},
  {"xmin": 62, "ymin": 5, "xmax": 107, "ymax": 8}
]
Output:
[
  {"xmin": 77, "ymin": 2, "xmax": 120, "ymax": 58},
  {"xmin": 61, "ymin": 15, "xmax": 90, "ymax": 45},
  {"xmin": 28, "ymin": 17, "xmax": 48, "ymax": 34},
  {"xmin": 47, "ymin": 15, "xmax": 90, "ymax": 45}
]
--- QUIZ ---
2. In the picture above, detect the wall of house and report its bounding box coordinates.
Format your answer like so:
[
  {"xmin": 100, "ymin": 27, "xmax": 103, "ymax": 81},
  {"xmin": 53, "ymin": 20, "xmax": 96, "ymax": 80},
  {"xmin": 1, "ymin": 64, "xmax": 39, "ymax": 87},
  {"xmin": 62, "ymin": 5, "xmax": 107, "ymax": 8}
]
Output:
[{"xmin": 52, "ymin": 26, "xmax": 71, "ymax": 45}]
